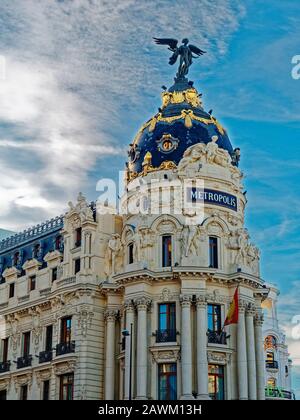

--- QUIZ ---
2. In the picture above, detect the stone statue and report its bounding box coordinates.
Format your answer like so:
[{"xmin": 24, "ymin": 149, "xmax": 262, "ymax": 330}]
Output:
[
  {"xmin": 107, "ymin": 234, "xmax": 122, "ymax": 276},
  {"xmin": 177, "ymin": 143, "xmax": 206, "ymax": 175},
  {"xmin": 235, "ymin": 229, "xmax": 249, "ymax": 266},
  {"xmin": 181, "ymin": 225, "xmax": 200, "ymax": 259},
  {"xmin": 153, "ymin": 38, "xmax": 206, "ymax": 79},
  {"xmin": 231, "ymin": 148, "xmax": 241, "ymax": 167},
  {"xmin": 206, "ymin": 135, "xmax": 219, "ymax": 164}
]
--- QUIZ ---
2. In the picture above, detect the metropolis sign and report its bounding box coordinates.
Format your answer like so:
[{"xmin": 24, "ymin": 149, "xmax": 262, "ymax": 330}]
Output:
[{"xmin": 186, "ymin": 188, "xmax": 238, "ymax": 212}]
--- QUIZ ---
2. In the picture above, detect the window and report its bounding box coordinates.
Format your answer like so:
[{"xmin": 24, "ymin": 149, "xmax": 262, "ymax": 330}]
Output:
[
  {"xmin": 55, "ymin": 235, "xmax": 62, "ymax": 251},
  {"xmin": 264, "ymin": 335, "xmax": 277, "ymax": 350},
  {"xmin": 42, "ymin": 380, "xmax": 50, "ymax": 400},
  {"xmin": 61, "ymin": 317, "xmax": 72, "ymax": 344},
  {"xmin": 267, "ymin": 377, "xmax": 276, "ymax": 388},
  {"xmin": 208, "ymin": 304, "xmax": 222, "ymax": 332},
  {"xmin": 0, "ymin": 390, "xmax": 7, "ymax": 400},
  {"xmin": 29, "ymin": 275, "xmax": 36, "ymax": 291},
  {"xmin": 209, "ymin": 237, "xmax": 218, "ymax": 268},
  {"xmin": 59, "ymin": 373, "xmax": 74, "ymax": 400},
  {"xmin": 13, "ymin": 252, "xmax": 20, "ymax": 266},
  {"xmin": 128, "ymin": 243, "xmax": 134, "ymax": 265},
  {"xmin": 9, "ymin": 283, "xmax": 15, "ymax": 298},
  {"xmin": 75, "ymin": 228, "xmax": 82, "ymax": 247},
  {"xmin": 157, "ymin": 303, "xmax": 176, "ymax": 342},
  {"xmin": 45, "ymin": 325, "xmax": 53, "ymax": 352},
  {"xmin": 33, "ymin": 244, "xmax": 40, "ymax": 259},
  {"xmin": 20, "ymin": 385, "xmax": 28, "ymax": 400},
  {"xmin": 22, "ymin": 332, "xmax": 31, "ymax": 357},
  {"xmin": 74, "ymin": 258, "xmax": 81, "ymax": 274},
  {"xmin": 162, "ymin": 235, "xmax": 172, "ymax": 267},
  {"xmin": 208, "ymin": 364, "xmax": 224, "ymax": 400},
  {"xmin": 266, "ymin": 352, "xmax": 274, "ymax": 363},
  {"xmin": 2, "ymin": 338, "xmax": 9, "ymax": 362},
  {"xmin": 158, "ymin": 363, "xmax": 177, "ymax": 400},
  {"xmin": 52, "ymin": 267, "xmax": 57, "ymax": 282}
]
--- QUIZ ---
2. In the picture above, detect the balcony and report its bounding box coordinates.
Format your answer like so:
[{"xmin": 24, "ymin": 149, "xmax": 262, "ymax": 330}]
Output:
[
  {"xmin": 265, "ymin": 387, "xmax": 295, "ymax": 400},
  {"xmin": 56, "ymin": 341, "xmax": 75, "ymax": 356},
  {"xmin": 266, "ymin": 360, "xmax": 279, "ymax": 370},
  {"xmin": 39, "ymin": 350, "xmax": 53, "ymax": 364},
  {"xmin": 17, "ymin": 355, "xmax": 32, "ymax": 369},
  {"xmin": 155, "ymin": 329, "xmax": 177, "ymax": 343},
  {"xmin": 0, "ymin": 361, "xmax": 10, "ymax": 373},
  {"xmin": 207, "ymin": 330, "xmax": 228, "ymax": 345}
]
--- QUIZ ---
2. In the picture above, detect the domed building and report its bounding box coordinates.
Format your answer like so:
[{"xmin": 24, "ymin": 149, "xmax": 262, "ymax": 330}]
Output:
[{"xmin": 0, "ymin": 53, "xmax": 294, "ymax": 400}]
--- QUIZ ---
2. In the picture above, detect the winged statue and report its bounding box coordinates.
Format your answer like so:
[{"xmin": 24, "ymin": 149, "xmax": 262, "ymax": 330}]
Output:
[{"xmin": 153, "ymin": 38, "xmax": 206, "ymax": 79}]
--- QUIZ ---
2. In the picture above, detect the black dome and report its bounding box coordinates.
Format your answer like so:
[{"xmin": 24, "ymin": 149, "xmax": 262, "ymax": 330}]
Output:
[{"xmin": 127, "ymin": 77, "xmax": 234, "ymax": 178}]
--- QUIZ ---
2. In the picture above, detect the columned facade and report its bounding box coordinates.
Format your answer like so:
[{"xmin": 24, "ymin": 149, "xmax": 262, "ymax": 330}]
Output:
[
  {"xmin": 180, "ymin": 295, "xmax": 193, "ymax": 399},
  {"xmin": 196, "ymin": 295, "xmax": 209, "ymax": 399},
  {"xmin": 237, "ymin": 302, "xmax": 248, "ymax": 399}
]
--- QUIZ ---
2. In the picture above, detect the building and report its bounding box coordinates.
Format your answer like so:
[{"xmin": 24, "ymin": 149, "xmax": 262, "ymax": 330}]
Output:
[
  {"xmin": 0, "ymin": 61, "xmax": 294, "ymax": 400},
  {"xmin": 262, "ymin": 286, "xmax": 294, "ymax": 399}
]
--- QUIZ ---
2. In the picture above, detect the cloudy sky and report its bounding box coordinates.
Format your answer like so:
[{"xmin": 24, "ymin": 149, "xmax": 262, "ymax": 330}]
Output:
[{"xmin": 0, "ymin": 0, "xmax": 299, "ymax": 397}]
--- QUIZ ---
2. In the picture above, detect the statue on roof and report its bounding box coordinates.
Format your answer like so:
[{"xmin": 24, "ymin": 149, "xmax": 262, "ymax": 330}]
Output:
[{"xmin": 153, "ymin": 37, "xmax": 206, "ymax": 79}]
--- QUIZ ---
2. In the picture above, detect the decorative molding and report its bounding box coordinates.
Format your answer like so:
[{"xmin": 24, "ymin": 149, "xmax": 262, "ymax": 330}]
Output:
[
  {"xmin": 103, "ymin": 309, "xmax": 118, "ymax": 323},
  {"xmin": 52, "ymin": 360, "xmax": 76, "ymax": 376},
  {"xmin": 13, "ymin": 372, "xmax": 33, "ymax": 390},
  {"xmin": 158, "ymin": 288, "xmax": 174, "ymax": 302},
  {"xmin": 35, "ymin": 368, "xmax": 52, "ymax": 385},
  {"xmin": 150, "ymin": 347, "xmax": 181, "ymax": 364},
  {"xmin": 207, "ymin": 351, "xmax": 230, "ymax": 365}
]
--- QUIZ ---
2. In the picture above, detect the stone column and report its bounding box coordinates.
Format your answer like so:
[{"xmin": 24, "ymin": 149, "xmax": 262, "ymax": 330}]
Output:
[
  {"xmin": 254, "ymin": 311, "xmax": 265, "ymax": 400},
  {"xmin": 136, "ymin": 297, "xmax": 151, "ymax": 400},
  {"xmin": 245, "ymin": 304, "xmax": 257, "ymax": 400},
  {"xmin": 104, "ymin": 309, "xmax": 117, "ymax": 400},
  {"xmin": 180, "ymin": 295, "xmax": 193, "ymax": 399},
  {"xmin": 196, "ymin": 295, "xmax": 209, "ymax": 399},
  {"xmin": 124, "ymin": 300, "xmax": 135, "ymax": 400},
  {"xmin": 237, "ymin": 301, "xmax": 248, "ymax": 399}
]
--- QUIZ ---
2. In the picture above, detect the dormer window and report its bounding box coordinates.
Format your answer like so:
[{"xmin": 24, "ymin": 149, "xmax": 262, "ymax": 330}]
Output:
[
  {"xmin": 13, "ymin": 252, "xmax": 20, "ymax": 267},
  {"xmin": 55, "ymin": 235, "xmax": 63, "ymax": 251},
  {"xmin": 33, "ymin": 244, "xmax": 40, "ymax": 259}
]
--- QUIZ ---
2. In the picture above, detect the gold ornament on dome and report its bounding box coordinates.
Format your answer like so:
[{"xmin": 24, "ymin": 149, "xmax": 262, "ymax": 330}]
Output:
[
  {"xmin": 131, "ymin": 109, "xmax": 225, "ymax": 147},
  {"xmin": 161, "ymin": 87, "xmax": 202, "ymax": 109}
]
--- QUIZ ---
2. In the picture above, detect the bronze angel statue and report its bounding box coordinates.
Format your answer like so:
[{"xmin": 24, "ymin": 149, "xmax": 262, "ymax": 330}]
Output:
[{"xmin": 153, "ymin": 38, "xmax": 206, "ymax": 79}]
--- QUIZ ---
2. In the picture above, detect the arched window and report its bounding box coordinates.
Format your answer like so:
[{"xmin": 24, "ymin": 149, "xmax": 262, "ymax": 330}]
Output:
[
  {"xmin": 209, "ymin": 237, "xmax": 218, "ymax": 268},
  {"xmin": 162, "ymin": 235, "xmax": 172, "ymax": 267},
  {"xmin": 128, "ymin": 243, "xmax": 134, "ymax": 265},
  {"xmin": 264, "ymin": 335, "xmax": 277, "ymax": 350}
]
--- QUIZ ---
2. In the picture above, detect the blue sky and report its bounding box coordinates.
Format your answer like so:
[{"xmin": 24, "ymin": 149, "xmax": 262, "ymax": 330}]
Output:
[{"xmin": 0, "ymin": 0, "xmax": 299, "ymax": 397}]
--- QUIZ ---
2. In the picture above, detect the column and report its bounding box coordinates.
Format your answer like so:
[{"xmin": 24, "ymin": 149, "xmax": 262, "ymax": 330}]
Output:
[
  {"xmin": 196, "ymin": 295, "xmax": 209, "ymax": 399},
  {"xmin": 104, "ymin": 309, "xmax": 117, "ymax": 400},
  {"xmin": 136, "ymin": 297, "xmax": 151, "ymax": 400},
  {"xmin": 124, "ymin": 300, "xmax": 135, "ymax": 400},
  {"xmin": 245, "ymin": 304, "xmax": 257, "ymax": 399},
  {"xmin": 254, "ymin": 311, "xmax": 265, "ymax": 400},
  {"xmin": 180, "ymin": 295, "xmax": 193, "ymax": 399},
  {"xmin": 237, "ymin": 302, "xmax": 248, "ymax": 399}
]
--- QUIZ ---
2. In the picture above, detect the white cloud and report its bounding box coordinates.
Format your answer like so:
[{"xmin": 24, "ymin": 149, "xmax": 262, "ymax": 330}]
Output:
[{"xmin": 0, "ymin": 0, "xmax": 245, "ymax": 231}]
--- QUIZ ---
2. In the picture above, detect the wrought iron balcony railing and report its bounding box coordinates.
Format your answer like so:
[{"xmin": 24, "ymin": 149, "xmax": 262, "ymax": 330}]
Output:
[
  {"xmin": 207, "ymin": 330, "xmax": 229, "ymax": 345},
  {"xmin": 265, "ymin": 360, "xmax": 279, "ymax": 370},
  {"xmin": 265, "ymin": 387, "xmax": 295, "ymax": 400},
  {"xmin": 0, "ymin": 361, "xmax": 10, "ymax": 373},
  {"xmin": 155, "ymin": 329, "xmax": 177, "ymax": 343},
  {"xmin": 56, "ymin": 341, "xmax": 75, "ymax": 356},
  {"xmin": 17, "ymin": 355, "xmax": 32, "ymax": 369},
  {"xmin": 39, "ymin": 350, "xmax": 53, "ymax": 364}
]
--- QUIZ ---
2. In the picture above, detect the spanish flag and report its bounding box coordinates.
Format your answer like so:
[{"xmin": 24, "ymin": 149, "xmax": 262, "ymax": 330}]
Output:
[{"xmin": 224, "ymin": 287, "xmax": 239, "ymax": 326}]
